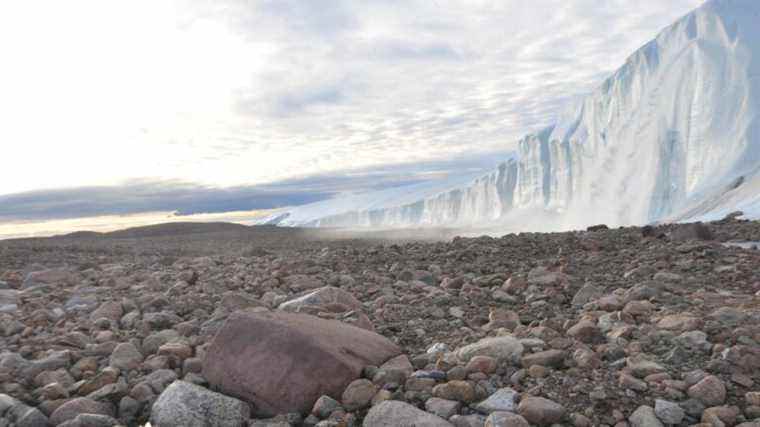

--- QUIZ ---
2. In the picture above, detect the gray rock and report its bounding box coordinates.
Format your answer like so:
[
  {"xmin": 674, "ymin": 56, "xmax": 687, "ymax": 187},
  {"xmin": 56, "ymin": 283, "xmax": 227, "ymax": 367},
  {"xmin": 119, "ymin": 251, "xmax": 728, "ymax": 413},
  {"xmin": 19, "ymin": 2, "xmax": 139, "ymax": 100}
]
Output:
[
  {"xmin": 49, "ymin": 397, "xmax": 114, "ymax": 426},
  {"xmin": 0, "ymin": 393, "xmax": 49, "ymax": 427},
  {"xmin": 150, "ymin": 380, "xmax": 250, "ymax": 427},
  {"xmin": 58, "ymin": 413, "xmax": 119, "ymax": 427},
  {"xmin": 0, "ymin": 290, "xmax": 18, "ymax": 314},
  {"xmin": 363, "ymin": 400, "xmax": 454, "ymax": 427},
  {"xmin": 456, "ymin": 336, "xmax": 524, "ymax": 364},
  {"xmin": 450, "ymin": 414, "xmax": 487, "ymax": 427},
  {"xmin": 486, "ymin": 412, "xmax": 530, "ymax": 427},
  {"xmin": 109, "ymin": 342, "xmax": 143, "ymax": 370},
  {"xmin": 629, "ymin": 405, "xmax": 664, "ymax": 427},
  {"xmin": 654, "ymin": 399, "xmax": 685, "ymax": 425},
  {"xmin": 571, "ymin": 284, "xmax": 603, "ymax": 307},
  {"xmin": 342, "ymin": 379, "xmax": 378, "ymax": 411},
  {"xmin": 674, "ymin": 331, "xmax": 712, "ymax": 352},
  {"xmin": 475, "ymin": 388, "xmax": 519, "ymax": 414},
  {"xmin": 425, "ymin": 397, "xmax": 461, "ymax": 419}
]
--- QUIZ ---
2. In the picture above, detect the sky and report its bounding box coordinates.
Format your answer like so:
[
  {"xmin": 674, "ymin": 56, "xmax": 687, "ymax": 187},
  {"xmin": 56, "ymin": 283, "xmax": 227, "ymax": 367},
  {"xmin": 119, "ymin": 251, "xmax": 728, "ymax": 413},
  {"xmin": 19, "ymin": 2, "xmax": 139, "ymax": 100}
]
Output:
[{"xmin": 0, "ymin": 0, "xmax": 704, "ymax": 221}]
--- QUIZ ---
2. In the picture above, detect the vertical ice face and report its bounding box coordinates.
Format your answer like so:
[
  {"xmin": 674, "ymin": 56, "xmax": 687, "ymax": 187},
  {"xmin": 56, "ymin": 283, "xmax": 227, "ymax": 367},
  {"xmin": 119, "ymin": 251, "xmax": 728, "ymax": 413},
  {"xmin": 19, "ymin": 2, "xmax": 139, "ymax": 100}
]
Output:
[{"xmin": 262, "ymin": 0, "xmax": 760, "ymax": 230}]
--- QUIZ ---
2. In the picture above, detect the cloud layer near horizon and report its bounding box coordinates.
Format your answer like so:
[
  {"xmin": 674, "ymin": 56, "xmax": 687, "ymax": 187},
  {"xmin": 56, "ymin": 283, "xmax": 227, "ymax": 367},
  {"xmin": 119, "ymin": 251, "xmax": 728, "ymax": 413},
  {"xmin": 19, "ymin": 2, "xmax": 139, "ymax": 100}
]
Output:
[{"xmin": 0, "ymin": 0, "xmax": 702, "ymax": 218}]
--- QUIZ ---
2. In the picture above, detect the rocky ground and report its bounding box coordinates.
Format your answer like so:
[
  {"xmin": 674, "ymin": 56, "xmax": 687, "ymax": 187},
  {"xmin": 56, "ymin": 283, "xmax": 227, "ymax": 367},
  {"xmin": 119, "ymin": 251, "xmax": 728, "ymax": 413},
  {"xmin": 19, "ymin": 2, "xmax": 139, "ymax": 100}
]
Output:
[{"xmin": 1, "ymin": 218, "xmax": 759, "ymax": 427}]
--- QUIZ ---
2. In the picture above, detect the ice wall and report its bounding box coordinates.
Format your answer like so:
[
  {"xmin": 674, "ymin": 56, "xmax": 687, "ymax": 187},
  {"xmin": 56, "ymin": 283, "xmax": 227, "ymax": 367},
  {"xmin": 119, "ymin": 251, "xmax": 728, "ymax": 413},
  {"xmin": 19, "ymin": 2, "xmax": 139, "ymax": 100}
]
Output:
[{"xmin": 263, "ymin": 0, "xmax": 760, "ymax": 229}]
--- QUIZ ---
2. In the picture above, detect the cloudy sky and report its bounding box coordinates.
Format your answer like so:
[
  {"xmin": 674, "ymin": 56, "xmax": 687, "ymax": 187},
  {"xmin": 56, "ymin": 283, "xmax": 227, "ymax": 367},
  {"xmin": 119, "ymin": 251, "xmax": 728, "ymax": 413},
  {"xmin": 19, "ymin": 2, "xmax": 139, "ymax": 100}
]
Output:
[{"xmin": 0, "ymin": 0, "xmax": 703, "ymax": 220}]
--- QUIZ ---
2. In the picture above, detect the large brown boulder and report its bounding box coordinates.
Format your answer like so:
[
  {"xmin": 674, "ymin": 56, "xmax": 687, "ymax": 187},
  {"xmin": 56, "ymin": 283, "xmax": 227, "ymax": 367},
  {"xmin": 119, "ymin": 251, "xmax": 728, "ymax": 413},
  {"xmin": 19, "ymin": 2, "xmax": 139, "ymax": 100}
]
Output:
[{"xmin": 202, "ymin": 310, "xmax": 401, "ymax": 416}]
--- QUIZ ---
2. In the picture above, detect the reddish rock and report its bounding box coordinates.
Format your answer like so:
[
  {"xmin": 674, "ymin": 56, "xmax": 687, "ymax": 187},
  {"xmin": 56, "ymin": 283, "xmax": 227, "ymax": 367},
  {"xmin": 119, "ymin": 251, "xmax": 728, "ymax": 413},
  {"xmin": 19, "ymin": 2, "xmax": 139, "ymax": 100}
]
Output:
[
  {"xmin": 688, "ymin": 375, "xmax": 726, "ymax": 407},
  {"xmin": 202, "ymin": 310, "xmax": 401, "ymax": 416},
  {"xmin": 518, "ymin": 397, "xmax": 566, "ymax": 426}
]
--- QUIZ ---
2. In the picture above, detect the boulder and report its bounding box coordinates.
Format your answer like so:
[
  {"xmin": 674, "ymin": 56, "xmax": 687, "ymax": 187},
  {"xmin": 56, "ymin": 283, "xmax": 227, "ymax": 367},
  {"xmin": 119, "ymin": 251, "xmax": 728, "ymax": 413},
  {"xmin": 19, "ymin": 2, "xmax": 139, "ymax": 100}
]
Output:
[
  {"xmin": 150, "ymin": 380, "xmax": 250, "ymax": 427},
  {"xmin": 363, "ymin": 400, "xmax": 453, "ymax": 427},
  {"xmin": 203, "ymin": 311, "xmax": 401, "ymax": 416}
]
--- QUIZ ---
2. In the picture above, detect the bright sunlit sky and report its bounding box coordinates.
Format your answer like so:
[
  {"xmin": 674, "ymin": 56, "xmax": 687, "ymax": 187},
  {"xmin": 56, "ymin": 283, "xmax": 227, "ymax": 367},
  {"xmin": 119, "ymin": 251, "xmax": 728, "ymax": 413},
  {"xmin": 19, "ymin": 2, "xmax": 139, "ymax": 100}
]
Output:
[{"xmin": 0, "ymin": 0, "xmax": 703, "ymax": 220}]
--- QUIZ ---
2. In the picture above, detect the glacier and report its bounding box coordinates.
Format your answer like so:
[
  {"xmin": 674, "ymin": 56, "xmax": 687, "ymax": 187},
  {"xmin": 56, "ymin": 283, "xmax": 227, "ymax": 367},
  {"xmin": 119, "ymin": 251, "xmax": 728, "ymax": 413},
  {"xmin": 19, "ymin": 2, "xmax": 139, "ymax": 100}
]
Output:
[{"xmin": 262, "ymin": 0, "xmax": 760, "ymax": 231}]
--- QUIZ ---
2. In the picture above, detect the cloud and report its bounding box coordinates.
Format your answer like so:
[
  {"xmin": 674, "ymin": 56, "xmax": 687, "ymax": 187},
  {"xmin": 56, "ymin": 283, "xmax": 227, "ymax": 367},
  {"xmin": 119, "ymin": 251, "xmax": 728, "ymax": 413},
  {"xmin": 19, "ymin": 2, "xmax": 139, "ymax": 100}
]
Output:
[
  {"xmin": 0, "ymin": 0, "xmax": 704, "ymax": 199},
  {"xmin": 0, "ymin": 150, "xmax": 505, "ymax": 221}
]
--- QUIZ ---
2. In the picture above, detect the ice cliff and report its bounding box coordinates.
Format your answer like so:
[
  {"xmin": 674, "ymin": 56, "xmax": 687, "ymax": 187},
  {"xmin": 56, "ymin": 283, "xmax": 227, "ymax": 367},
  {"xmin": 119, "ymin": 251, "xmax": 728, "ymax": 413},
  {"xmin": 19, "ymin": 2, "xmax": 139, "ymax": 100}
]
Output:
[{"xmin": 264, "ymin": 0, "xmax": 760, "ymax": 230}]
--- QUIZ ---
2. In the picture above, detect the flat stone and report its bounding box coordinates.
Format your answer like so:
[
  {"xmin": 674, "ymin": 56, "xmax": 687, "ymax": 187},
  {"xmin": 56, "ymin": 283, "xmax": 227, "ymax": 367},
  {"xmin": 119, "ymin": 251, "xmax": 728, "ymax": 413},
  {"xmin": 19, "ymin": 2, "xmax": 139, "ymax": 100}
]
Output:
[{"xmin": 150, "ymin": 380, "xmax": 250, "ymax": 427}]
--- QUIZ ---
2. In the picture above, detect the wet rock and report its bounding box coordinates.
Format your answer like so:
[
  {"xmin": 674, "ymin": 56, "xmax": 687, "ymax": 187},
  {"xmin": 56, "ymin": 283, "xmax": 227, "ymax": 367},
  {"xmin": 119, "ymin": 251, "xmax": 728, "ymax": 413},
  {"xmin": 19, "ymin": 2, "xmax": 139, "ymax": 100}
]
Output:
[
  {"xmin": 363, "ymin": 400, "xmax": 453, "ymax": 427},
  {"xmin": 203, "ymin": 310, "xmax": 400, "ymax": 416},
  {"xmin": 150, "ymin": 380, "xmax": 250, "ymax": 427},
  {"xmin": 517, "ymin": 397, "xmax": 565, "ymax": 426}
]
